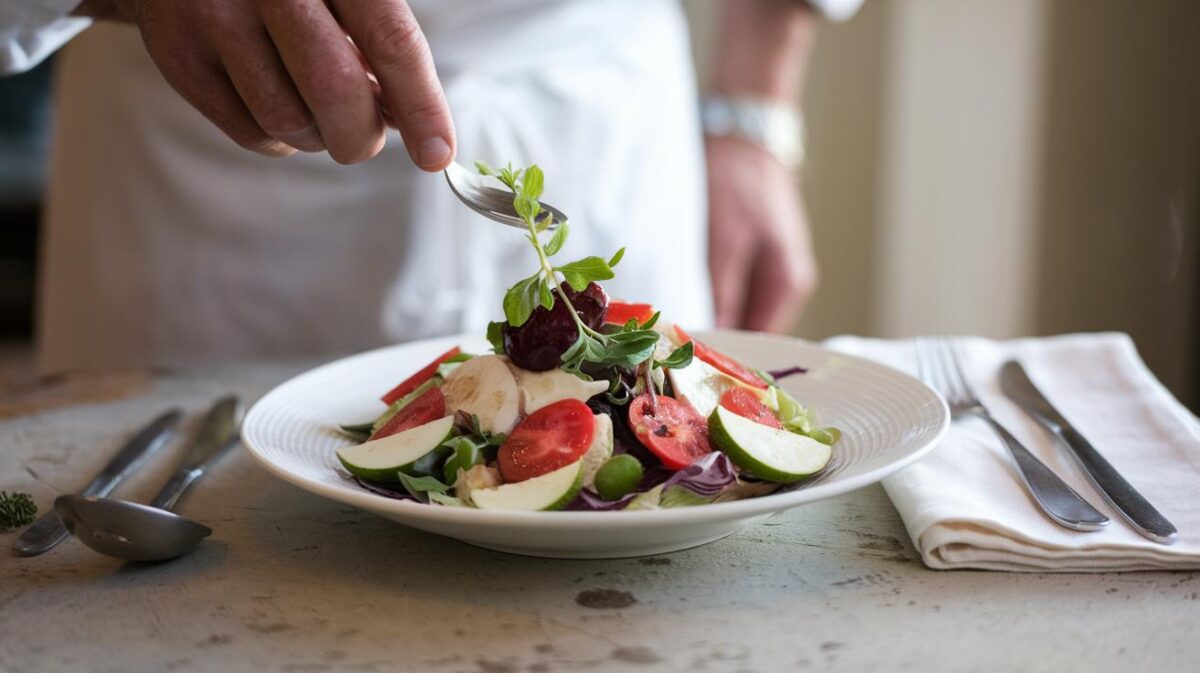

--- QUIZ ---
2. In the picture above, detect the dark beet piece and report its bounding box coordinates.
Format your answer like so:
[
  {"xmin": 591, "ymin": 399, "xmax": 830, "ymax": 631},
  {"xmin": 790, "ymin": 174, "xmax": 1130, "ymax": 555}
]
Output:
[
  {"xmin": 504, "ymin": 282, "xmax": 609, "ymax": 371},
  {"xmin": 566, "ymin": 281, "xmax": 609, "ymax": 330}
]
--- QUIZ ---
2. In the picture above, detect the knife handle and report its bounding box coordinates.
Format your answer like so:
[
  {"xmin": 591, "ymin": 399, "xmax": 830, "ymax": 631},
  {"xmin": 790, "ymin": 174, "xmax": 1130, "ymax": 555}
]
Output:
[
  {"xmin": 1056, "ymin": 425, "xmax": 1178, "ymax": 544},
  {"xmin": 982, "ymin": 416, "xmax": 1110, "ymax": 532},
  {"xmin": 12, "ymin": 409, "xmax": 181, "ymax": 557},
  {"xmin": 79, "ymin": 409, "xmax": 183, "ymax": 497}
]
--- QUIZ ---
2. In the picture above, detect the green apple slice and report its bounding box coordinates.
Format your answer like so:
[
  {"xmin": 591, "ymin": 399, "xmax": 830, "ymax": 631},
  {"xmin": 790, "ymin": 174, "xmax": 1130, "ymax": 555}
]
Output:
[
  {"xmin": 470, "ymin": 460, "xmax": 584, "ymax": 512},
  {"xmin": 337, "ymin": 415, "xmax": 454, "ymax": 483},
  {"xmin": 708, "ymin": 406, "xmax": 832, "ymax": 483}
]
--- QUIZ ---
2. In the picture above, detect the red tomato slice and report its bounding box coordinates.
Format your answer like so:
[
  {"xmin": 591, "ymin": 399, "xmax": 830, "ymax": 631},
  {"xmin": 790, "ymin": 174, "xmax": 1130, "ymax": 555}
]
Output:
[
  {"xmin": 627, "ymin": 393, "xmax": 713, "ymax": 470},
  {"xmin": 498, "ymin": 399, "xmax": 596, "ymax": 483},
  {"xmin": 369, "ymin": 387, "xmax": 446, "ymax": 440},
  {"xmin": 381, "ymin": 347, "xmax": 461, "ymax": 405},
  {"xmin": 720, "ymin": 388, "xmax": 783, "ymax": 429},
  {"xmin": 673, "ymin": 326, "xmax": 768, "ymax": 389},
  {"xmin": 605, "ymin": 301, "xmax": 656, "ymax": 326}
]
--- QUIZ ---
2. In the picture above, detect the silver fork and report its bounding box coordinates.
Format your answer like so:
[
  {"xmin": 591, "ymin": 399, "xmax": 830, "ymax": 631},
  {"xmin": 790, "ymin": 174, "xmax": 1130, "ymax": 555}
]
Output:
[{"xmin": 917, "ymin": 337, "xmax": 1109, "ymax": 532}]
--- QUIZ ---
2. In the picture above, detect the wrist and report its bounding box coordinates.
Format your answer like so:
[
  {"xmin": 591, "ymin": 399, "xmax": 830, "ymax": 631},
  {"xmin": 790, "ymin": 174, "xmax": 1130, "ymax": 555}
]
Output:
[{"xmin": 710, "ymin": 0, "xmax": 816, "ymax": 101}]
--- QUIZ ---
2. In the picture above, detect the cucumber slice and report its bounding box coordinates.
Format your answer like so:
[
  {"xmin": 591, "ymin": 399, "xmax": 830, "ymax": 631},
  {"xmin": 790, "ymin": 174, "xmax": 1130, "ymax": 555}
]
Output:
[
  {"xmin": 338, "ymin": 415, "xmax": 455, "ymax": 483},
  {"xmin": 708, "ymin": 406, "xmax": 832, "ymax": 483},
  {"xmin": 469, "ymin": 460, "xmax": 584, "ymax": 512}
]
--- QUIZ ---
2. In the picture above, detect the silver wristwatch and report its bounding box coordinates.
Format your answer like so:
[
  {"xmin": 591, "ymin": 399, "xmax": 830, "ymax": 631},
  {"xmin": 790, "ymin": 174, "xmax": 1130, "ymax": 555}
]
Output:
[{"xmin": 700, "ymin": 96, "xmax": 806, "ymax": 170}]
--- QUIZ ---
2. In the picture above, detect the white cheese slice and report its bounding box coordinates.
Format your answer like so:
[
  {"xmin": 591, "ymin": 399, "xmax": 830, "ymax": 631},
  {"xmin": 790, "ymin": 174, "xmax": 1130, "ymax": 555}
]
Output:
[
  {"xmin": 580, "ymin": 414, "xmax": 614, "ymax": 489},
  {"xmin": 440, "ymin": 354, "xmax": 520, "ymax": 434},
  {"xmin": 667, "ymin": 357, "xmax": 744, "ymax": 418},
  {"xmin": 509, "ymin": 365, "xmax": 608, "ymax": 414}
]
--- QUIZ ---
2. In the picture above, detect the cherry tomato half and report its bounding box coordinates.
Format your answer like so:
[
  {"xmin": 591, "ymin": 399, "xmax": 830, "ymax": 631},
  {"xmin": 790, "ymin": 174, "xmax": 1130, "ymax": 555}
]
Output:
[
  {"xmin": 627, "ymin": 393, "xmax": 713, "ymax": 470},
  {"xmin": 604, "ymin": 301, "xmax": 656, "ymax": 326},
  {"xmin": 381, "ymin": 347, "xmax": 461, "ymax": 405},
  {"xmin": 498, "ymin": 399, "xmax": 596, "ymax": 483},
  {"xmin": 369, "ymin": 387, "xmax": 446, "ymax": 440},
  {"xmin": 720, "ymin": 387, "xmax": 783, "ymax": 429},
  {"xmin": 673, "ymin": 326, "xmax": 768, "ymax": 389}
]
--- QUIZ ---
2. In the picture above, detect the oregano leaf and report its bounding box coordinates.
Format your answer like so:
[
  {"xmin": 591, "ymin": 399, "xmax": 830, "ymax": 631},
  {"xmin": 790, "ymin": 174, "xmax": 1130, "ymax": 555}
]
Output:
[
  {"xmin": 654, "ymin": 341, "xmax": 694, "ymax": 370},
  {"xmin": 486, "ymin": 321, "xmax": 507, "ymax": 354},
  {"xmin": 543, "ymin": 221, "xmax": 569, "ymax": 256},
  {"xmin": 556, "ymin": 256, "xmax": 615, "ymax": 291},
  {"xmin": 514, "ymin": 195, "xmax": 541, "ymax": 224},
  {"xmin": 521, "ymin": 164, "xmax": 545, "ymax": 201},
  {"xmin": 503, "ymin": 273, "xmax": 542, "ymax": 326}
]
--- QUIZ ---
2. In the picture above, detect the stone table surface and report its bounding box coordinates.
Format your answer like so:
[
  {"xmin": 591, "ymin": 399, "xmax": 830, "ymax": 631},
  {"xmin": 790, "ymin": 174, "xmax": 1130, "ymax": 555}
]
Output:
[{"xmin": 1, "ymin": 363, "xmax": 1197, "ymax": 673}]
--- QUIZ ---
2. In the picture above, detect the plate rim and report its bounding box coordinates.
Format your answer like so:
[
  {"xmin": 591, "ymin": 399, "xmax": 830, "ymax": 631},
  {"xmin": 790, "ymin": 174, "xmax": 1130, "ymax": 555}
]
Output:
[{"xmin": 241, "ymin": 330, "xmax": 949, "ymax": 529}]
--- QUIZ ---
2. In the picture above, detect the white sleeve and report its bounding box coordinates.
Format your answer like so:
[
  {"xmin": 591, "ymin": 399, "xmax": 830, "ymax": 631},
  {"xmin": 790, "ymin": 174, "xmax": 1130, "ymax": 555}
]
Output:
[
  {"xmin": 806, "ymin": 0, "xmax": 865, "ymax": 23},
  {"xmin": 1, "ymin": 0, "xmax": 92, "ymax": 75}
]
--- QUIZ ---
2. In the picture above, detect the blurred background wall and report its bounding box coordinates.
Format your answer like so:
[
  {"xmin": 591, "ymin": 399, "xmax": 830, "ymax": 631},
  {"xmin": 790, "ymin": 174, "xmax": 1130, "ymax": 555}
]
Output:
[
  {"xmin": 1, "ymin": 1, "xmax": 1197, "ymax": 409},
  {"xmin": 686, "ymin": 0, "xmax": 1200, "ymax": 408}
]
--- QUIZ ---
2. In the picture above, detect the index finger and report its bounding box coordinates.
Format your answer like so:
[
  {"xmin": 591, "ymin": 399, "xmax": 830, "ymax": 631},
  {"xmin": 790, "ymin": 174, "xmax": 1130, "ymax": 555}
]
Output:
[
  {"xmin": 260, "ymin": 0, "xmax": 384, "ymax": 164},
  {"xmin": 335, "ymin": 0, "xmax": 456, "ymax": 171}
]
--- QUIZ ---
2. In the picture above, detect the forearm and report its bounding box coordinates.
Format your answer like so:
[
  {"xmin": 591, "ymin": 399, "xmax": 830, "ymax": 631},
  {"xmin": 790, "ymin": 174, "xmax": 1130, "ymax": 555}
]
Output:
[{"xmin": 710, "ymin": 0, "xmax": 817, "ymax": 102}]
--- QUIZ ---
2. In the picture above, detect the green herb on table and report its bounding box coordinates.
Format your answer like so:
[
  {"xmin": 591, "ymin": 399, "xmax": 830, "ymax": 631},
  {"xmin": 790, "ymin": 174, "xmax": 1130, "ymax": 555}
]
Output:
[{"xmin": 0, "ymin": 491, "xmax": 37, "ymax": 532}]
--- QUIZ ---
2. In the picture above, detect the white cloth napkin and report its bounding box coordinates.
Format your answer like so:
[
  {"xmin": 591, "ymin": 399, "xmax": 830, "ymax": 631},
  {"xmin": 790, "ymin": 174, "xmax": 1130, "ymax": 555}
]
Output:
[{"xmin": 825, "ymin": 332, "xmax": 1200, "ymax": 572}]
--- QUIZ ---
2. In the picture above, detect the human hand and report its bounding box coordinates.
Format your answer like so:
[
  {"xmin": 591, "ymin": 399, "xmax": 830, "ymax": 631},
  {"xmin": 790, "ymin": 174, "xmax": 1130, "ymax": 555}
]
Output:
[
  {"xmin": 706, "ymin": 135, "xmax": 817, "ymax": 333},
  {"xmin": 85, "ymin": 0, "xmax": 454, "ymax": 168}
]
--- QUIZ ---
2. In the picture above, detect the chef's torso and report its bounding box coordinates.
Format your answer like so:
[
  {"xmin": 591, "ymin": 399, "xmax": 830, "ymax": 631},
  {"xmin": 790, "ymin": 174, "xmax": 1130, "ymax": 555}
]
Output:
[{"xmin": 37, "ymin": 0, "xmax": 711, "ymax": 373}]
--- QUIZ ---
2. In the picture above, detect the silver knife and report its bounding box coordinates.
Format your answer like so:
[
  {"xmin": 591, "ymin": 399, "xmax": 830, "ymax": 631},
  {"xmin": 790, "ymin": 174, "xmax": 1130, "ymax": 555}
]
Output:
[
  {"xmin": 13, "ymin": 408, "xmax": 182, "ymax": 557},
  {"xmin": 999, "ymin": 361, "xmax": 1178, "ymax": 545},
  {"xmin": 147, "ymin": 396, "xmax": 243, "ymax": 511}
]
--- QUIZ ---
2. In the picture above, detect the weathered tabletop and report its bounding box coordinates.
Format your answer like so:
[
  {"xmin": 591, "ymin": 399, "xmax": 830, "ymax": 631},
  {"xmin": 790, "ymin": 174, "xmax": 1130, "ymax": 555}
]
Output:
[{"xmin": 1, "ymin": 363, "xmax": 1197, "ymax": 673}]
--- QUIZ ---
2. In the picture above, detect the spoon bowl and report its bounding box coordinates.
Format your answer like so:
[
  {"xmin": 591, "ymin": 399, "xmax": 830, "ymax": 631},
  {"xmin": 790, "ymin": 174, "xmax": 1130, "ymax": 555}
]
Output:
[
  {"xmin": 55, "ymin": 495, "xmax": 212, "ymax": 562},
  {"xmin": 444, "ymin": 161, "xmax": 567, "ymax": 230}
]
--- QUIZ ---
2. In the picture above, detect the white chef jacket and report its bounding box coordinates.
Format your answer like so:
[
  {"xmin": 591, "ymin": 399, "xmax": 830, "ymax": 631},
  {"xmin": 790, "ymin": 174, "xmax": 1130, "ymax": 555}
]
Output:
[{"xmin": 2, "ymin": 0, "xmax": 859, "ymax": 374}]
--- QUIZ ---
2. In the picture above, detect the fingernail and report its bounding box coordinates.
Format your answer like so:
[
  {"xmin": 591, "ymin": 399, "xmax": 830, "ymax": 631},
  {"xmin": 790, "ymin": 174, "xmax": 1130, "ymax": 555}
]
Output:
[{"xmin": 416, "ymin": 136, "xmax": 452, "ymax": 170}]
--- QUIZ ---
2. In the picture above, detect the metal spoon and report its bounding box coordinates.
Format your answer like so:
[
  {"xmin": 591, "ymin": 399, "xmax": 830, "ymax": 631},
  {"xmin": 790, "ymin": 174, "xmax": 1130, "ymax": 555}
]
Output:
[
  {"xmin": 444, "ymin": 161, "xmax": 567, "ymax": 230},
  {"xmin": 54, "ymin": 396, "xmax": 243, "ymax": 562}
]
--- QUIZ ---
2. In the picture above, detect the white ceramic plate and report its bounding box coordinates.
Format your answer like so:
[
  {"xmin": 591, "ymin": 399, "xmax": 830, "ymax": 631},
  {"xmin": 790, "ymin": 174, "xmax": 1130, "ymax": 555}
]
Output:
[{"xmin": 242, "ymin": 330, "xmax": 948, "ymax": 558}]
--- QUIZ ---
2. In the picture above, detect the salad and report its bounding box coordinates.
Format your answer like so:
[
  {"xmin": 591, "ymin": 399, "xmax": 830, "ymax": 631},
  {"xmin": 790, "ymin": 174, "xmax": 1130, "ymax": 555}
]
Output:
[{"xmin": 335, "ymin": 162, "xmax": 838, "ymax": 511}]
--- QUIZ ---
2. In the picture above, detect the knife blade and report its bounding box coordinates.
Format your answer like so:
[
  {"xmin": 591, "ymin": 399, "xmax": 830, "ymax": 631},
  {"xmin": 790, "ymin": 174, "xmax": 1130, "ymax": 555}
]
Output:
[
  {"xmin": 13, "ymin": 408, "xmax": 182, "ymax": 557},
  {"xmin": 148, "ymin": 396, "xmax": 243, "ymax": 511},
  {"xmin": 999, "ymin": 360, "xmax": 1178, "ymax": 545}
]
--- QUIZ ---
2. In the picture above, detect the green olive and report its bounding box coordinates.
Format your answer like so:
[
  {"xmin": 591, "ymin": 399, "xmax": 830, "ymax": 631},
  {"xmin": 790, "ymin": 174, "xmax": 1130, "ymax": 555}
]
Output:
[{"xmin": 594, "ymin": 454, "xmax": 645, "ymax": 500}]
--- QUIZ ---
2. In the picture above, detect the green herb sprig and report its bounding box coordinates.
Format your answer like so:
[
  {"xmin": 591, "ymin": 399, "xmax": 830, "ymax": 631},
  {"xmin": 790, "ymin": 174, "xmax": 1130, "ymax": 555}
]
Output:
[
  {"xmin": 0, "ymin": 491, "xmax": 36, "ymax": 532},
  {"xmin": 476, "ymin": 161, "xmax": 692, "ymax": 380}
]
